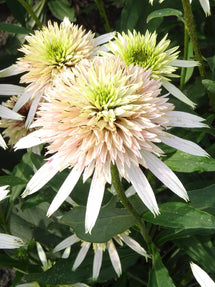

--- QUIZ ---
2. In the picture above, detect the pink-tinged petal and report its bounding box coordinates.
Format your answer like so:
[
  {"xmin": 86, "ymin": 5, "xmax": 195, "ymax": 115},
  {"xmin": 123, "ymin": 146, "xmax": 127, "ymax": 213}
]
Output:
[
  {"xmin": 126, "ymin": 163, "xmax": 159, "ymax": 216},
  {"xmin": 0, "ymin": 65, "xmax": 20, "ymax": 77},
  {"xmin": 22, "ymin": 156, "xmax": 61, "ymax": 197},
  {"xmin": 93, "ymin": 245, "xmax": 103, "ymax": 280},
  {"xmin": 166, "ymin": 111, "xmax": 208, "ymax": 128},
  {"xmin": 47, "ymin": 166, "xmax": 83, "ymax": 217},
  {"xmin": 141, "ymin": 150, "xmax": 188, "ymax": 201},
  {"xmin": 85, "ymin": 170, "xmax": 106, "ymax": 234},
  {"xmin": 53, "ymin": 234, "xmax": 79, "ymax": 253},
  {"xmin": 14, "ymin": 130, "xmax": 45, "ymax": 150},
  {"xmin": 170, "ymin": 60, "xmax": 199, "ymax": 67},
  {"xmin": 162, "ymin": 81, "xmax": 196, "ymax": 108},
  {"xmin": 0, "ymin": 233, "xmax": 24, "ymax": 249},
  {"xmin": 160, "ymin": 132, "xmax": 209, "ymax": 157},
  {"xmin": 107, "ymin": 240, "xmax": 122, "ymax": 277},
  {"xmin": 13, "ymin": 91, "xmax": 32, "ymax": 112},
  {"xmin": 0, "ymin": 105, "xmax": 23, "ymax": 120},
  {"xmin": 190, "ymin": 262, "xmax": 215, "ymax": 287},
  {"xmin": 0, "ymin": 134, "xmax": 7, "ymax": 149},
  {"xmin": 121, "ymin": 234, "xmax": 149, "ymax": 258},
  {"xmin": 0, "ymin": 84, "xmax": 24, "ymax": 95},
  {"xmin": 73, "ymin": 242, "xmax": 91, "ymax": 270}
]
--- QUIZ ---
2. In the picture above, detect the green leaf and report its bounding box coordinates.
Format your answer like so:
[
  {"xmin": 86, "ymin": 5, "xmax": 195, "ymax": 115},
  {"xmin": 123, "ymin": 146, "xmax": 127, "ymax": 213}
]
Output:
[
  {"xmin": 0, "ymin": 22, "xmax": 31, "ymax": 34},
  {"xmin": 147, "ymin": 8, "xmax": 183, "ymax": 23},
  {"xmin": 5, "ymin": 0, "xmax": 26, "ymax": 26},
  {"xmin": 148, "ymin": 244, "xmax": 176, "ymax": 287},
  {"xmin": 164, "ymin": 150, "xmax": 215, "ymax": 172},
  {"xmin": 143, "ymin": 202, "xmax": 215, "ymax": 230},
  {"xmin": 61, "ymin": 202, "xmax": 136, "ymax": 242},
  {"xmin": 188, "ymin": 184, "xmax": 215, "ymax": 211},
  {"xmin": 48, "ymin": 0, "xmax": 76, "ymax": 22},
  {"xmin": 202, "ymin": 79, "xmax": 215, "ymax": 93},
  {"xmin": 0, "ymin": 175, "xmax": 25, "ymax": 186}
]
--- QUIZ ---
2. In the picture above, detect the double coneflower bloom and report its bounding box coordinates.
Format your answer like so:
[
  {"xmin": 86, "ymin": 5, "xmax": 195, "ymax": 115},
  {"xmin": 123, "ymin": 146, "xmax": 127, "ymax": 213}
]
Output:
[{"xmin": 0, "ymin": 18, "xmax": 208, "ymax": 235}]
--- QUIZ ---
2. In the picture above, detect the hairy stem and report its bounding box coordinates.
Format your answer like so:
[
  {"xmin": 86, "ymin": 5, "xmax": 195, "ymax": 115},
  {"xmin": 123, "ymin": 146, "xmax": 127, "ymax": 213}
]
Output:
[
  {"xmin": 110, "ymin": 163, "xmax": 151, "ymax": 247},
  {"xmin": 180, "ymin": 27, "xmax": 189, "ymax": 90}
]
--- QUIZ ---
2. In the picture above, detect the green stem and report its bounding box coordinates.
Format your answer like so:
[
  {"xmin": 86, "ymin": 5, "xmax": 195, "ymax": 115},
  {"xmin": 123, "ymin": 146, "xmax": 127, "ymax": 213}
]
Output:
[
  {"xmin": 180, "ymin": 27, "xmax": 189, "ymax": 90},
  {"xmin": 17, "ymin": 0, "xmax": 43, "ymax": 29},
  {"xmin": 0, "ymin": 205, "xmax": 10, "ymax": 234},
  {"xmin": 110, "ymin": 163, "xmax": 151, "ymax": 247},
  {"xmin": 94, "ymin": 0, "xmax": 111, "ymax": 32}
]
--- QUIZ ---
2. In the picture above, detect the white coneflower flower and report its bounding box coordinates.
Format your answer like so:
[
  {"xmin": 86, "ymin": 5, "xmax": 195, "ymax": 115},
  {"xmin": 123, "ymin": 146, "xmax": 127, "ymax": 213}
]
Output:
[
  {"xmin": 190, "ymin": 262, "xmax": 215, "ymax": 287},
  {"xmin": 53, "ymin": 230, "xmax": 149, "ymax": 280},
  {"xmin": 0, "ymin": 233, "xmax": 24, "ymax": 249},
  {"xmin": 0, "ymin": 185, "xmax": 10, "ymax": 201},
  {"xmin": 0, "ymin": 18, "xmax": 113, "ymax": 127},
  {"xmin": 105, "ymin": 30, "xmax": 199, "ymax": 108},
  {"xmin": 15, "ymin": 56, "xmax": 207, "ymax": 233}
]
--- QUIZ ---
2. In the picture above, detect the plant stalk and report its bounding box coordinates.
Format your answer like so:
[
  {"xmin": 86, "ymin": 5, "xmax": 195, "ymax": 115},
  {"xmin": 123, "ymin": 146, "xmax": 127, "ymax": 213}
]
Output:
[
  {"xmin": 17, "ymin": 0, "xmax": 43, "ymax": 29},
  {"xmin": 94, "ymin": 0, "xmax": 111, "ymax": 32}
]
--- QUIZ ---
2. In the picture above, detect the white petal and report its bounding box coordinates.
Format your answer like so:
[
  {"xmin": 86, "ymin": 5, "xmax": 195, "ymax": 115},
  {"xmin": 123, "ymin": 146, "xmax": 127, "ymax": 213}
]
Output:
[
  {"xmin": 125, "ymin": 185, "xmax": 136, "ymax": 198},
  {"xmin": 0, "ymin": 84, "xmax": 24, "ymax": 95},
  {"xmin": 36, "ymin": 242, "xmax": 47, "ymax": 269},
  {"xmin": 107, "ymin": 240, "xmax": 122, "ymax": 277},
  {"xmin": 53, "ymin": 234, "xmax": 79, "ymax": 253},
  {"xmin": 125, "ymin": 163, "xmax": 159, "ymax": 216},
  {"xmin": 0, "ymin": 105, "xmax": 23, "ymax": 120},
  {"xmin": 190, "ymin": 262, "xmax": 215, "ymax": 287},
  {"xmin": 141, "ymin": 151, "xmax": 188, "ymax": 201},
  {"xmin": 47, "ymin": 166, "xmax": 83, "ymax": 217},
  {"xmin": 162, "ymin": 81, "xmax": 196, "ymax": 108},
  {"xmin": 0, "ymin": 185, "xmax": 10, "ymax": 201},
  {"xmin": 62, "ymin": 246, "xmax": 71, "ymax": 259},
  {"xmin": 199, "ymin": 0, "xmax": 211, "ymax": 16},
  {"xmin": 16, "ymin": 283, "xmax": 40, "ymax": 287},
  {"xmin": 22, "ymin": 156, "xmax": 61, "ymax": 197},
  {"xmin": 166, "ymin": 111, "xmax": 208, "ymax": 128},
  {"xmin": 160, "ymin": 132, "xmax": 209, "ymax": 157},
  {"xmin": 94, "ymin": 32, "xmax": 115, "ymax": 46},
  {"xmin": 72, "ymin": 242, "xmax": 91, "ymax": 270},
  {"xmin": 85, "ymin": 170, "xmax": 106, "ymax": 234},
  {"xmin": 13, "ymin": 91, "xmax": 32, "ymax": 112},
  {"xmin": 25, "ymin": 93, "xmax": 42, "ymax": 128},
  {"xmin": 0, "ymin": 65, "xmax": 21, "ymax": 77},
  {"xmin": 171, "ymin": 60, "xmax": 199, "ymax": 67},
  {"xmin": 0, "ymin": 233, "xmax": 24, "ymax": 249},
  {"xmin": 15, "ymin": 130, "xmax": 45, "ymax": 150},
  {"xmin": 93, "ymin": 245, "xmax": 103, "ymax": 280},
  {"xmin": 121, "ymin": 235, "xmax": 149, "ymax": 258},
  {"xmin": 0, "ymin": 134, "xmax": 7, "ymax": 149}
]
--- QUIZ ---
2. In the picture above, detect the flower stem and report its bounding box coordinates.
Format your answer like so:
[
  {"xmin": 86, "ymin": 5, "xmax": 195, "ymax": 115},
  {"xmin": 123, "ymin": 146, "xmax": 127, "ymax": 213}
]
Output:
[
  {"xmin": 94, "ymin": 0, "xmax": 111, "ymax": 32},
  {"xmin": 110, "ymin": 163, "xmax": 151, "ymax": 247},
  {"xmin": 17, "ymin": 0, "xmax": 43, "ymax": 29},
  {"xmin": 180, "ymin": 27, "xmax": 189, "ymax": 90}
]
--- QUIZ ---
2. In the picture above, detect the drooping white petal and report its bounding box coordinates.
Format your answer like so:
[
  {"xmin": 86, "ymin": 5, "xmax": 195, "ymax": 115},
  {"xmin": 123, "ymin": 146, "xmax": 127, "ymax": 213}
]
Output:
[
  {"xmin": 0, "ymin": 233, "xmax": 24, "ymax": 249},
  {"xmin": 125, "ymin": 185, "xmax": 136, "ymax": 198},
  {"xmin": 125, "ymin": 163, "xmax": 159, "ymax": 216},
  {"xmin": 93, "ymin": 245, "xmax": 103, "ymax": 280},
  {"xmin": 36, "ymin": 242, "xmax": 47, "ymax": 270},
  {"xmin": 94, "ymin": 32, "xmax": 115, "ymax": 46},
  {"xmin": 199, "ymin": 0, "xmax": 211, "ymax": 16},
  {"xmin": 107, "ymin": 240, "xmax": 122, "ymax": 277},
  {"xmin": 0, "ymin": 84, "xmax": 25, "ymax": 95},
  {"xmin": 162, "ymin": 81, "xmax": 196, "ymax": 108},
  {"xmin": 0, "ymin": 185, "xmax": 10, "ymax": 201},
  {"xmin": 25, "ymin": 93, "xmax": 43, "ymax": 128},
  {"xmin": 121, "ymin": 234, "xmax": 149, "ymax": 258},
  {"xmin": 171, "ymin": 60, "xmax": 199, "ymax": 67},
  {"xmin": 141, "ymin": 150, "xmax": 188, "ymax": 201},
  {"xmin": 22, "ymin": 156, "xmax": 62, "ymax": 197},
  {"xmin": 85, "ymin": 169, "xmax": 106, "ymax": 234},
  {"xmin": 0, "ymin": 65, "xmax": 21, "ymax": 78},
  {"xmin": 14, "ymin": 130, "xmax": 45, "ymax": 150},
  {"xmin": 62, "ymin": 246, "xmax": 71, "ymax": 259},
  {"xmin": 72, "ymin": 242, "xmax": 91, "ymax": 270},
  {"xmin": 0, "ymin": 105, "xmax": 23, "ymax": 121},
  {"xmin": 0, "ymin": 134, "xmax": 7, "ymax": 149},
  {"xmin": 190, "ymin": 262, "xmax": 215, "ymax": 287},
  {"xmin": 47, "ymin": 166, "xmax": 83, "ymax": 217},
  {"xmin": 53, "ymin": 234, "xmax": 79, "ymax": 253},
  {"xmin": 13, "ymin": 91, "xmax": 32, "ymax": 112},
  {"xmin": 166, "ymin": 111, "xmax": 208, "ymax": 128},
  {"xmin": 160, "ymin": 132, "xmax": 209, "ymax": 157}
]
